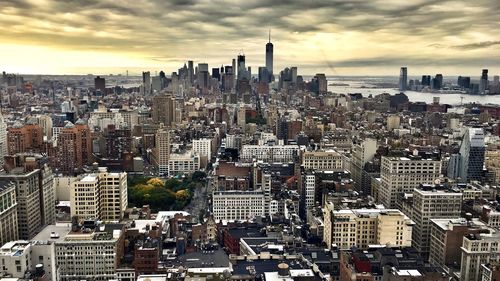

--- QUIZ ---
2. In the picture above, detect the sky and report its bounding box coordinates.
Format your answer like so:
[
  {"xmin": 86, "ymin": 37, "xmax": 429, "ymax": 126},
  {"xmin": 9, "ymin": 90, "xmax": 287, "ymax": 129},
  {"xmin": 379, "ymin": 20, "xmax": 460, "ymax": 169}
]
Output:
[{"xmin": 1, "ymin": 0, "xmax": 499, "ymax": 76}]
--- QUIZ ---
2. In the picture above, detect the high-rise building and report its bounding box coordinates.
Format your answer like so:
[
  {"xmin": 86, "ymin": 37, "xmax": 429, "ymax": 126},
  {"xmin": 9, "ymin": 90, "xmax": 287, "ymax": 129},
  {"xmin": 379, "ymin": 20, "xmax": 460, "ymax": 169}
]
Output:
[
  {"xmin": 460, "ymin": 230, "xmax": 500, "ymax": 281},
  {"xmin": 187, "ymin": 60, "xmax": 194, "ymax": 84},
  {"xmin": 237, "ymin": 55, "xmax": 247, "ymax": 81},
  {"xmin": 432, "ymin": 74, "xmax": 443, "ymax": 90},
  {"xmin": 151, "ymin": 94, "xmax": 176, "ymax": 127},
  {"xmin": 70, "ymin": 168, "xmax": 128, "ymax": 221},
  {"xmin": 480, "ymin": 69, "xmax": 489, "ymax": 94},
  {"xmin": 314, "ymin": 73, "xmax": 327, "ymax": 94},
  {"xmin": 458, "ymin": 127, "xmax": 485, "ymax": 182},
  {"xmin": 323, "ymin": 202, "xmax": 413, "ymax": 250},
  {"xmin": 429, "ymin": 218, "xmax": 490, "ymax": 271},
  {"xmin": 399, "ymin": 187, "xmax": 462, "ymax": 258},
  {"xmin": 0, "ymin": 181, "xmax": 18, "ymax": 246},
  {"xmin": 155, "ymin": 128, "xmax": 170, "ymax": 176},
  {"xmin": 0, "ymin": 170, "xmax": 41, "ymax": 240},
  {"xmin": 351, "ymin": 138, "xmax": 378, "ymax": 194},
  {"xmin": 258, "ymin": 66, "xmax": 270, "ymax": 83},
  {"xmin": 458, "ymin": 76, "xmax": 471, "ymax": 89},
  {"xmin": 142, "ymin": 71, "xmax": 151, "ymax": 95},
  {"xmin": 266, "ymin": 30, "xmax": 274, "ymax": 81},
  {"xmin": 94, "ymin": 76, "xmax": 105, "ymax": 93},
  {"xmin": 33, "ymin": 223, "xmax": 125, "ymax": 281},
  {"xmin": 399, "ymin": 67, "xmax": 408, "ymax": 91},
  {"xmin": 378, "ymin": 155, "xmax": 441, "ymax": 208},
  {"xmin": 0, "ymin": 112, "xmax": 7, "ymax": 165},
  {"xmin": 57, "ymin": 120, "xmax": 93, "ymax": 175}
]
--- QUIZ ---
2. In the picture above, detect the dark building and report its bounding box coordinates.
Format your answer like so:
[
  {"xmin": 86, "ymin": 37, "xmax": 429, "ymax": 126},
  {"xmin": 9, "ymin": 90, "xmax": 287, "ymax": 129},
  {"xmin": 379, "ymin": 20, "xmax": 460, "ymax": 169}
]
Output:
[
  {"xmin": 458, "ymin": 76, "xmax": 471, "ymax": 89},
  {"xmin": 212, "ymin": 68, "xmax": 220, "ymax": 81},
  {"xmin": 94, "ymin": 76, "xmax": 106, "ymax": 93}
]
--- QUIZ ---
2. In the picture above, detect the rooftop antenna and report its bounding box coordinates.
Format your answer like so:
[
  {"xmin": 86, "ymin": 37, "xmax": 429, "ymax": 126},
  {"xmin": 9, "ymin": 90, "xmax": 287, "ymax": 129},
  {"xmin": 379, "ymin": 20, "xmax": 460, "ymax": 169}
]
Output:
[{"xmin": 269, "ymin": 29, "xmax": 271, "ymax": 43}]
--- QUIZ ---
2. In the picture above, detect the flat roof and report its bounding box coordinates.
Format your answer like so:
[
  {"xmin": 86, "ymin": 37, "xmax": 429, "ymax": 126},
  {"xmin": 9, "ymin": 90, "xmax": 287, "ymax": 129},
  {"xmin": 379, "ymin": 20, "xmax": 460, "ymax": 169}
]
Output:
[{"xmin": 32, "ymin": 224, "xmax": 71, "ymax": 242}]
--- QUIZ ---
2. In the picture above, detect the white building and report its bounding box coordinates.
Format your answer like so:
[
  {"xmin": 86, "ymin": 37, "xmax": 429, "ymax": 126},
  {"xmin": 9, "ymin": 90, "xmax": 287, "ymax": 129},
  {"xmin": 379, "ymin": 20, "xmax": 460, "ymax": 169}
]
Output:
[
  {"xmin": 155, "ymin": 129, "xmax": 170, "ymax": 175},
  {"xmin": 0, "ymin": 112, "xmax": 7, "ymax": 165},
  {"xmin": 70, "ymin": 168, "xmax": 128, "ymax": 221},
  {"xmin": 401, "ymin": 187, "xmax": 462, "ymax": 258},
  {"xmin": 0, "ymin": 241, "xmax": 31, "ymax": 278},
  {"xmin": 32, "ymin": 223, "xmax": 124, "ymax": 281},
  {"xmin": 212, "ymin": 190, "xmax": 265, "ymax": 221},
  {"xmin": 303, "ymin": 150, "xmax": 343, "ymax": 171},
  {"xmin": 461, "ymin": 231, "xmax": 500, "ymax": 281},
  {"xmin": 240, "ymin": 144, "xmax": 301, "ymax": 163},
  {"xmin": 378, "ymin": 155, "xmax": 441, "ymax": 208},
  {"xmin": 168, "ymin": 151, "xmax": 200, "ymax": 177},
  {"xmin": 323, "ymin": 203, "xmax": 413, "ymax": 250}
]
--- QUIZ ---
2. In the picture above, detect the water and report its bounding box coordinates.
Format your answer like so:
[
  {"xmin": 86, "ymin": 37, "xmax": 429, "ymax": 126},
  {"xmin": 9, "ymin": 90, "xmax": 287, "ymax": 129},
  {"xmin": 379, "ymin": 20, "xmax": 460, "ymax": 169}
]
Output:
[{"xmin": 327, "ymin": 78, "xmax": 500, "ymax": 105}]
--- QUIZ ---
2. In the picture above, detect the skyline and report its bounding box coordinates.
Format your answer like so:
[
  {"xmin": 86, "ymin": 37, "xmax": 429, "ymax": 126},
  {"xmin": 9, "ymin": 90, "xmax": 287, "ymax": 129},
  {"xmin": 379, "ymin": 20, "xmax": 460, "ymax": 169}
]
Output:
[{"xmin": 1, "ymin": 0, "xmax": 500, "ymax": 76}]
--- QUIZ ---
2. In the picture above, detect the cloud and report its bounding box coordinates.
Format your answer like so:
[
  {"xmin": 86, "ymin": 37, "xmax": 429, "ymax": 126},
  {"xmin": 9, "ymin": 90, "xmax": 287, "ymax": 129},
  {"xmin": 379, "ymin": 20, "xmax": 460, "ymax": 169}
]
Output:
[
  {"xmin": 0, "ymin": 0, "xmax": 499, "ymax": 74},
  {"xmin": 453, "ymin": 41, "xmax": 500, "ymax": 50}
]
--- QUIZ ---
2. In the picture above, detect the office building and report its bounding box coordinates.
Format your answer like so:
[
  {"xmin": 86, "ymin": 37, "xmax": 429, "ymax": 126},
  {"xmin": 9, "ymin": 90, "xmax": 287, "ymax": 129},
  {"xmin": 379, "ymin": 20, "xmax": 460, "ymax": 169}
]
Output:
[
  {"xmin": 323, "ymin": 203, "xmax": 413, "ymax": 250},
  {"xmin": 378, "ymin": 155, "xmax": 441, "ymax": 208},
  {"xmin": 266, "ymin": 30, "xmax": 273, "ymax": 81},
  {"xmin": 33, "ymin": 223, "xmax": 125, "ymax": 281},
  {"xmin": 400, "ymin": 187, "xmax": 462, "ymax": 258},
  {"xmin": 399, "ymin": 67, "xmax": 408, "ymax": 91},
  {"xmin": 458, "ymin": 128, "xmax": 485, "ymax": 182},
  {"xmin": 350, "ymin": 139, "xmax": 378, "ymax": 194},
  {"xmin": 429, "ymin": 218, "xmax": 490, "ymax": 271},
  {"xmin": 460, "ymin": 231, "xmax": 500, "ymax": 281},
  {"xmin": 0, "ymin": 169, "xmax": 42, "ymax": 240},
  {"xmin": 240, "ymin": 144, "xmax": 300, "ymax": 163},
  {"xmin": 0, "ymin": 181, "xmax": 18, "ymax": 246},
  {"xmin": 70, "ymin": 168, "xmax": 128, "ymax": 221},
  {"xmin": 167, "ymin": 151, "xmax": 200, "ymax": 177},
  {"xmin": 313, "ymin": 73, "xmax": 327, "ymax": 94},
  {"xmin": 302, "ymin": 150, "xmax": 343, "ymax": 171},
  {"xmin": 187, "ymin": 60, "xmax": 194, "ymax": 84},
  {"xmin": 212, "ymin": 190, "xmax": 265, "ymax": 221},
  {"xmin": 480, "ymin": 69, "xmax": 489, "ymax": 94}
]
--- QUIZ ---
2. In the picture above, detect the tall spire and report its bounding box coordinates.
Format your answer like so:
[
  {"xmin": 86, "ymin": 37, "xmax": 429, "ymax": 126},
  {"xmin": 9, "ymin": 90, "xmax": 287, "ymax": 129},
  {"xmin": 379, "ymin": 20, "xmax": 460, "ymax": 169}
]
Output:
[{"xmin": 268, "ymin": 29, "xmax": 271, "ymax": 43}]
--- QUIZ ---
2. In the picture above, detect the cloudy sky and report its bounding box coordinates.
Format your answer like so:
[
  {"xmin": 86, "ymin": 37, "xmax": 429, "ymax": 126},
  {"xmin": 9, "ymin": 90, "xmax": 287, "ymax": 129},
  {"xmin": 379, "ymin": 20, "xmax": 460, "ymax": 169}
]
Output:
[{"xmin": 1, "ymin": 0, "xmax": 499, "ymax": 76}]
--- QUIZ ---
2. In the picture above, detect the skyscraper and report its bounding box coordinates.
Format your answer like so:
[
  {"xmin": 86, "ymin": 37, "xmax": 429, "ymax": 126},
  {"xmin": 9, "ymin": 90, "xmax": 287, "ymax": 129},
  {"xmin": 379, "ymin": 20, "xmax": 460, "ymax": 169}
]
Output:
[
  {"xmin": 142, "ymin": 71, "xmax": 151, "ymax": 95},
  {"xmin": 458, "ymin": 127, "xmax": 485, "ymax": 182},
  {"xmin": 479, "ymin": 69, "xmax": 489, "ymax": 94},
  {"xmin": 266, "ymin": 30, "xmax": 274, "ymax": 81},
  {"xmin": 399, "ymin": 67, "xmax": 407, "ymax": 91},
  {"xmin": 152, "ymin": 94, "xmax": 176, "ymax": 127},
  {"xmin": 237, "ymin": 54, "xmax": 246, "ymax": 81},
  {"xmin": 187, "ymin": 60, "xmax": 194, "ymax": 84}
]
